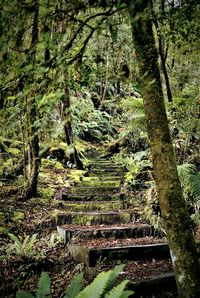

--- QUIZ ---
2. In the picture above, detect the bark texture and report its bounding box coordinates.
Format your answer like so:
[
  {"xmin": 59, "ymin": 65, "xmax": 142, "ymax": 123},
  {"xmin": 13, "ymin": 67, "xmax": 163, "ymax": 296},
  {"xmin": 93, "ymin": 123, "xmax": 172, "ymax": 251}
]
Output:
[
  {"xmin": 128, "ymin": 1, "xmax": 200, "ymax": 297},
  {"xmin": 63, "ymin": 72, "xmax": 83, "ymax": 169},
  {"xmin": 24, "ymin": 0, "xmax": 40, "ymax": 198}
]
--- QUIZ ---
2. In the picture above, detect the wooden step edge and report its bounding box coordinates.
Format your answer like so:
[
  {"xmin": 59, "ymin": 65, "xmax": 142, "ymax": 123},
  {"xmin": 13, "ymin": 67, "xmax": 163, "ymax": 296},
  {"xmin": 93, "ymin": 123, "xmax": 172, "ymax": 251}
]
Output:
[
  {"xmin": 68, "ymin": 243, "xmax": 170, "ymax": 267},
  {"xmin": 61, "ymin": 193, "xmax": 122, "ymax": 201},
  {"xmin": 57, "ymin": 223, "xmax": 152, "ymax": 244}
]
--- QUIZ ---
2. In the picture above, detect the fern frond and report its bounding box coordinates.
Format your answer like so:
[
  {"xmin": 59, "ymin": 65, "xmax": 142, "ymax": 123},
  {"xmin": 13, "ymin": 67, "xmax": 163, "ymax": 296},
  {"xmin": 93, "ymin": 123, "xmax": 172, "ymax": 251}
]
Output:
[
  {"xmin": 26, "ymin": 234, "xmax": 38, "ymax": 253},
  {"xmin": 76, "ymin": 270, "xmax": 113, "ymax": 298},
  {"xmin": 8, "ymin": 233, "xmax": 21, "ymax": 247},
  {"xmin": 36, "ymin": 272, "xmax": 51, "ymax": 298},
  {"xmin": 16, "ymin": 290, "xmax": 34, "ymax": 298},
  {"xmin": 106, "ymin": 264, "xmax": 125, "ymax": 291},
  {"xmin": 21, "ymin": 235, "xmax": 31, "ymax": 253},
  {"xmin": 120, "ymin": 290, "xmax": 134, "ymax": 298},
  {"xmin": 105, "ymin": 280, "xmax": 130, "ymax": 298},
  {"xmin": 178, "ymin": 163, "xmax": 200, "ymax": 204},
  {"xmin": 64, "ymin": 272, "xmax": 83, "ymax": 298}
]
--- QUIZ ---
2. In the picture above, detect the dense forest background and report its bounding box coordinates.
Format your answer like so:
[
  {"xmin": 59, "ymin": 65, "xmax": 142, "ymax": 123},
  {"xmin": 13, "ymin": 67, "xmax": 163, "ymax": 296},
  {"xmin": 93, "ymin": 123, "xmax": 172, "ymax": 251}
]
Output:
[{"xmin": 0, "ymin": 0, "xmax": 200, "ymax": 297}]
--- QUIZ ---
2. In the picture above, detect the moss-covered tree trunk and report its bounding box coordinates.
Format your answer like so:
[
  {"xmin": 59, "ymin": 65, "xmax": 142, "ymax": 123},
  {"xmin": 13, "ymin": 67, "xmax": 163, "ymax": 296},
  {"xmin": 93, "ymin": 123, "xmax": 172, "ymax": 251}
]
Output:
[
  {"xmin": 24, "ymin": 0, "xmax": 40, "ymax": 198},
  {"xmin": 63, "ymin": 71, "xmax": 83, "ymax": 169},
  {"xmin": 128, "ymin": 1, "xmax": 200, "ymax": 297},
  {"xmin": 150, "ymin": 0, "xmax": 172, "ymax": 103}
]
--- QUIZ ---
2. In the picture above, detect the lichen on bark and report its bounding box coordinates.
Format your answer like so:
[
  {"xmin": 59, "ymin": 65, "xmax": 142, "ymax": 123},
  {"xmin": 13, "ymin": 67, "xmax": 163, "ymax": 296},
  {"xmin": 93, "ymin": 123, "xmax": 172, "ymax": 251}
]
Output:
[{"xmin": 128, "ymin": 0, "xmax": 200, "ymax": 296}]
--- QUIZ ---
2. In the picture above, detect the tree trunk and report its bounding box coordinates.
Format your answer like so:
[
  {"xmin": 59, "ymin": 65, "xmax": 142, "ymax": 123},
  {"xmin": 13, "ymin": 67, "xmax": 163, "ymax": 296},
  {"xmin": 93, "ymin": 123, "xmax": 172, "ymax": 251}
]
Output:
[
  {"xmin": 128, "ymin": 1, "xmax": 200, "ymax": 297},
  {"xmin": 150, "ymin": 0, "xmax": 173, "ymax": 103},
  {"xmin": 24, "ymin": 0, "xmax": 40, "ymax": 198},
  {"xmin": 63, "ymin": 72, "xmax": 83, "ymax": 169}
]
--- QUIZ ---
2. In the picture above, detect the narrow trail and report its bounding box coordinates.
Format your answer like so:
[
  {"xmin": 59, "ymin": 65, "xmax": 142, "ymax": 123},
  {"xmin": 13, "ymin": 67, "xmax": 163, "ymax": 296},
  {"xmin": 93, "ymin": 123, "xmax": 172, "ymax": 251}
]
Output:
[{"xmin": 57, "ymin": 149, "xmax": 177, "ymax": 297}]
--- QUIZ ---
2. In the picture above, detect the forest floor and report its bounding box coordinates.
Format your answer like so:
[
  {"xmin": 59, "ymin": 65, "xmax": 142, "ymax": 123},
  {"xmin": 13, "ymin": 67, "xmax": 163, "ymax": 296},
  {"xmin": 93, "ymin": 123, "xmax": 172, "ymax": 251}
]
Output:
[{"xmin": 0, "ymin": 154, "xmax": 199, "ymax": 297}]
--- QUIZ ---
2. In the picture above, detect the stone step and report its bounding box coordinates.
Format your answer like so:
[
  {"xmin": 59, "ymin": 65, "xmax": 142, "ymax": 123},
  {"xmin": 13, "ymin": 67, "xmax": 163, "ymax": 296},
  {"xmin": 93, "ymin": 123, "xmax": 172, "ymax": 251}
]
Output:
[
  {"xmin": 81, "ymin": 176, "xmax": 124, "ymax": 182},
  {"xmin": 55, "ymin": 200, "xmax": 127, "ymax": 212},
  {"xmin": 61, "ymin": 193, "xmax": 124, "ymax": 201},
  {"xmin": 68, "ymin": 239, "xmax": 170, "ymax": 267},
  {"xmin": 90, "ymin": 168, "xmax": 126, "ymax": 174},
  {"xmin": 89, "ymin": 164, "xmax": 124, "ymax": 170},
  {"xmin": 89, "ymin": 172, "xmax": 125, "ymax": 178},
  {"xmin": 77, "ymin": 180, "xmax": 121, "ymax": 187},
  {"xmin": 54, "ymin": 209, "xmax": 137, "ymax": 226},
  {"xmin": 69, "ymin": 186, "xmax": 120, "ymax": 194},
  {"xmin": 57, "ymin": 223, "xmax": 152, "ymax": 244}
]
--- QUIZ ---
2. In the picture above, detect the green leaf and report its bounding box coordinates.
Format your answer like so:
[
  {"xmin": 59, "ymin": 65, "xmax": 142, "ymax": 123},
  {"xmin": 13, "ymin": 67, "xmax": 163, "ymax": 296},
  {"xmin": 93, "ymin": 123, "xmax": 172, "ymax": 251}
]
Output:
[
  {"xmin": 105, "ymin": 280, "xmax": 130, "ymax": 298},
  {"xmin": 36, "ymin": 272, "xmax": 51, "ymax": 298},
  {"xmin": 76, "ymin": 270, "xmax": 113, "ymax": 298},
  {"xmin": 120, "ymin": 290, "xmax": 134, "ymax": 298},
  {"xmin": 64, "ymin": 272, "xmax": 83, "ymax": 298},
  {"xmin": 107, "ymin": 264, "xmax": 125, "ymax": 290},
  {"xmin": 16, "ymin": 290, "xmax": 34, "ymax": 298}
]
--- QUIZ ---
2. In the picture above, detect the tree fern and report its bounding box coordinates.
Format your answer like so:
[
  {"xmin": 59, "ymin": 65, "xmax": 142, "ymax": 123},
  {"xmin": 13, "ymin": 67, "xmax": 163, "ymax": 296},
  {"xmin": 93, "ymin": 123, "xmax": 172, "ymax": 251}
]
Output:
[{"xmin": 64, "ymin": 272, "xmax": 84, "ymax": 298}]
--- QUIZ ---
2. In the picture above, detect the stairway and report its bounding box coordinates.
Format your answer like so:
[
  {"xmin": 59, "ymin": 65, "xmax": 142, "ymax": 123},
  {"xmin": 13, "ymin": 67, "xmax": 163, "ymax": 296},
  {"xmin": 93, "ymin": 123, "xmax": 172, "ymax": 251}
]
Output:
[{"xmin": 57, "ymin": 150, "xmax": 176, "ymax": 296}]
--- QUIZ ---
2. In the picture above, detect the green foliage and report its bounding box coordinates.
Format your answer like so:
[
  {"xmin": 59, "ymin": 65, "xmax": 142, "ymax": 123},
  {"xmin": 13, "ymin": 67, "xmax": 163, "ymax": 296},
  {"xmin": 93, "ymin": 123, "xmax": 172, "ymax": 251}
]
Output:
[
  {"xmin": 36, "ymin": 272, "xmax": 51, "ymax": 298},
  {"xmin": 41, "ymin": 233, "xmax": 62, "ymax": 248},
  {"xmin": 16, "ymin": 291, "xmax": 34, "ymax": 298},
  {"xmin": 16, "ymin": 265, "xmax": 133, "ymax": 298},
  {"xmin": 64, "ymin": 272, "xmax": 84, "ymax": 298},
  {"xmin": 16, "ymin": 272, "xmax": 51, "ymax": 298},
  {"xmin": 105, "ymin": 280, "xmax": 131, "ymax": 298},
  {"xmin": 71, "ymin": 91, "xmax": 113, "ymax": 142},
  {"xmin": 74, "ymin": 264, "xmax": 132, "ymax": 298},
  {"xmin": 117, "ymin": 150, "xmax": 151, "ymax": 185},
  {"xmin": 120, "ymin": 96, "xmax": 145, "ymax": 137},
  {"xmin": 6, "ymin": 233, "xmax": 42, "ymax": 259},
  {"xmin": 178, "ymin": 164, "xmax": 200, "ymax": 212}
]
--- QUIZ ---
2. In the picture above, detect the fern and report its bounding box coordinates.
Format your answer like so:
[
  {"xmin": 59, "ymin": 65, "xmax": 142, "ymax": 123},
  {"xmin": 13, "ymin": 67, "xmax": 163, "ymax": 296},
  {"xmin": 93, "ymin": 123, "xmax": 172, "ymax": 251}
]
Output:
[
  {"xmin": 64, "ymin": 272, "xmax": 84, "ymax": 298},
  {"xmin": 76, "ymin": 270, "xmax": 112, "ymax": 298},
  {"xmin": 36, "ymin": 272, "xmax": 51, "ymax": 298},
  {"xmin": 6, "ymin": 233, "xmax": 41, "ymax": 259},
  {"xmin": 105, "ymin": 280, "xmax": 132, "ymax": 298},
  {"xmin": 16, "ymin": 291, "xmax": 34, "ymax": 298},
  {"xmin": 75, "ymin": 265, "xmax": 127, "ymax": 298},
  {"xmin": 16, "ymin": 266, "xmax": 133, "ymax": 298},
  {"xmin": 178, "ymin": 163, "xmax": 200, "ymax": 210},
  {"xmin": 105, "ymin": 264, "xmax": 125, "ymax": 292}
]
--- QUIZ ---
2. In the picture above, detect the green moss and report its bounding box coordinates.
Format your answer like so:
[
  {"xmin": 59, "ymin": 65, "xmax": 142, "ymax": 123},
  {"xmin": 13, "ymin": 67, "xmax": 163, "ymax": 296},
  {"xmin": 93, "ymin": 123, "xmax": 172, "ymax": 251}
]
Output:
[
  {"xmin": 55, "ymin": 201, "xmax": 123, "ymax": 212},
  {"xmin": 55, "ymin": 161, "xmax": 64, "ymax": 170},
  {"xmin": 38, "ymin": 187, "xmax": 55, "ymax": 199},
  {"xmin": 0, "ymin": 226, "xmax": 5, "ymax": 234},
  {"xmin": 0, "ymin": 212, "xmax": 5, "ymax": 221},
  {"xmin": 55, "ymin": 211, "xmax": 133, "ymax": 226},
  {"xmin": 68, "ymin": 169, "xmax": 86, "ymax": 182},
  {"xmin": 11, "ymin": 211, "xmax": 25, "ymax": 222}
]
